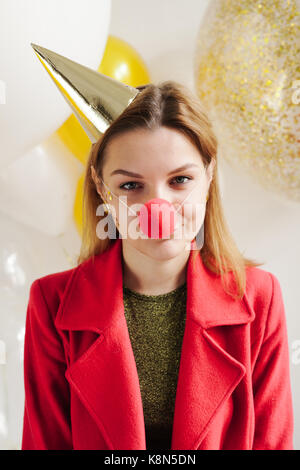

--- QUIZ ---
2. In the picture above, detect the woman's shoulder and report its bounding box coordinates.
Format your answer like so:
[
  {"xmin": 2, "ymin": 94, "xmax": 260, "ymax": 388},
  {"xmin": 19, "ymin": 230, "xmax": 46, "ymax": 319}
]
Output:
[
  {"xmin": 27, "ymin": 248, "xmax": 113, "ymax": 329},
  {"xmin": 244, "ymin": 265, "xmax": 287, "ymax": 339},
  {"xmin": 28, "ymin": 263, "xmax": 82, "ymax": 318},
  {"xmin": 244, "ymin": 264, "xmax": 282, "ymax": 304}
]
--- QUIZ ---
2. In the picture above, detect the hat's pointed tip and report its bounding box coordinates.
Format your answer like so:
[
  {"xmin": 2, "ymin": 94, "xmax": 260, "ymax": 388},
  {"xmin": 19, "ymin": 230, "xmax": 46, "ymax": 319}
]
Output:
[{"xmin": 30, "ymin": 43, "xmax": 44, "ymax": 57}]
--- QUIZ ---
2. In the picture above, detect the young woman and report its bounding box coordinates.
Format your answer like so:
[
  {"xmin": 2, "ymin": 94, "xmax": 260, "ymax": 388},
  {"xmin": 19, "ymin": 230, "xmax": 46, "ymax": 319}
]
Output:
[{"xmin": 22, "ymin": 82, "xmax": 294, "ymax": 450}]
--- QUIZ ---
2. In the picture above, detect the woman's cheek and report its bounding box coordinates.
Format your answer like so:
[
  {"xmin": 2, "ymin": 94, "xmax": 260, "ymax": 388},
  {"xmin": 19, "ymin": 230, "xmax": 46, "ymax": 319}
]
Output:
[
  {"xmin": 179, "ymin": 202, "xmax": 206, "ymax": 237},
  {"xmin": 118, "ymin": 206, "xmax": 144, "ymax": 240},
  {"xmin": 193, "ymin": 202, "xmax": 206, "ymax": 231}
]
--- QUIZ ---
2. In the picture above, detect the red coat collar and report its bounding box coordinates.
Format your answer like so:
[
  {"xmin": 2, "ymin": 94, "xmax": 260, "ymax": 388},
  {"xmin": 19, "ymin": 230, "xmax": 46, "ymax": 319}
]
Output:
[
  {"xmin": 56, "ymin": 237, "xmax": 255, "ymax": 331},
  {"xmin": 55, "ymin": 238, "xmax": 256, "ymax": 450}
]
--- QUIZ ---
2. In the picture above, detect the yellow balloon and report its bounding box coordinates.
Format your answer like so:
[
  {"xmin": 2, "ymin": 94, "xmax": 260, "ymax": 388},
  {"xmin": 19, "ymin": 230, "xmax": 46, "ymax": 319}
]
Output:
[
  {"xmin": 70, "ymin": 36, "xmax": 151, "ymax": 234},
  {"xmin": 56, "ymin": 114, "xmax": 91, "ymax": 166},
  {"xmin": 99, "ymin": 35, "xmax": 151, "ymax": 86}
]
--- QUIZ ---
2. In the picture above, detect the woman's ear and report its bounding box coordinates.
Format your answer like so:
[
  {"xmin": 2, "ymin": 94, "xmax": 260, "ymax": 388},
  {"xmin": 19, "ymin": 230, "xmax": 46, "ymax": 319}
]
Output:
[
  {"xmin": 91, "ymin": 165, "xmax": 105, "ymax": 200},
  {"xmin": 207, "ymin": 159, "xmax": 216, "ymax": 184}
]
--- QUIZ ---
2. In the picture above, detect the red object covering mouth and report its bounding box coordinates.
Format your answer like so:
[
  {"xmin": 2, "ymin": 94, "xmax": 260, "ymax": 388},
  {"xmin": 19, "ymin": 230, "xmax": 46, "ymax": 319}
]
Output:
[{"xmin": 138, "ymin": 198, "xmax": 176, "ymax": 239}]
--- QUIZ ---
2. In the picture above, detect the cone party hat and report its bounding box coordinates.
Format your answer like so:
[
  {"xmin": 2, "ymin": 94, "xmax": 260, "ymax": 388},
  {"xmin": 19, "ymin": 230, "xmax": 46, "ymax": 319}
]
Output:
[{"xmin": 30, "ymin": 43, "xmax": 140, "ymax": 143}]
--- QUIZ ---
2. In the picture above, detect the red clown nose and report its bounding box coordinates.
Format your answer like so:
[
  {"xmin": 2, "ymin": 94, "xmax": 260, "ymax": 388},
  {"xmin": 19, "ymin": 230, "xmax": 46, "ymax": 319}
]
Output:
[{"xmin": 138, "ymin": 198, "xmax": 176, "ymax": 239}]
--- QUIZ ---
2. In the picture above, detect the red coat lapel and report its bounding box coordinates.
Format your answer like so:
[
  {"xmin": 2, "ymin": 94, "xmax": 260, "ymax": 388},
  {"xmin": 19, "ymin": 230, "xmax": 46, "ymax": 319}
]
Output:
[{"xmin": 55, "ymin": 238, "xmax": 255, "ymax": 450}]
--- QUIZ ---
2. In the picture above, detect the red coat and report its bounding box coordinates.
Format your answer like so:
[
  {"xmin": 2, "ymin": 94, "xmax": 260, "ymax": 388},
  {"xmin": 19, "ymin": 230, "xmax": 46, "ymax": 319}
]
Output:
[{"xmin": 21, "ymin": 238, "xmax": 294, "ymax": 450}]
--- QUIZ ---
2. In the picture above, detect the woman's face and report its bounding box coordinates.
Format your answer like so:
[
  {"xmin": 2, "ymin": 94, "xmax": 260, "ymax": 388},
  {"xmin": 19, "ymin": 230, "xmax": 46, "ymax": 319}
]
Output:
[{"xmin": 97, "ymin": 126, "xmax": 214, "ymax": 260}]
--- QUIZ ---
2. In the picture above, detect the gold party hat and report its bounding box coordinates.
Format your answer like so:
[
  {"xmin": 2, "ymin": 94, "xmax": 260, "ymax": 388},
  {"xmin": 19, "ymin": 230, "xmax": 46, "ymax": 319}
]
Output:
[{"xmin": 30, "ymin": 43, "xmax": 140, "ymax": 143}]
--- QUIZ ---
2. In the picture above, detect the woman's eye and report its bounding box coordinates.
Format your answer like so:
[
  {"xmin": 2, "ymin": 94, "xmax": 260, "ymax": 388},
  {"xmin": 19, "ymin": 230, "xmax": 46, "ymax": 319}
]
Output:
[
  {"xmin": 119, "ymin": 176, "xmax": 192, "ymax": 191},
  {"xmin": 119, "ymin": 182, "xmax": 141, "ymax": 191},
  {"xmin": 171, "ymin": 176, "xmax": 192, "ymax": 185}
]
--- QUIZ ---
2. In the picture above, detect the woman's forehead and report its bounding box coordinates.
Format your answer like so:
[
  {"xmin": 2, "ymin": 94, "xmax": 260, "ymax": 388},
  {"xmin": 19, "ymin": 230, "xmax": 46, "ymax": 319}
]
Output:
[{"xmin": 103, "ymin": 127, "xmax": 205, "ymax": 173}]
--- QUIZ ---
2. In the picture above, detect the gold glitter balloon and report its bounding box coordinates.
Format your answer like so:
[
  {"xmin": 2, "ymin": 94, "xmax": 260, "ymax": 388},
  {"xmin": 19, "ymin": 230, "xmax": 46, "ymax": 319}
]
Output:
[{"xmin": 194, "ymin": 0, "xmax": 300, "ymax": 201}]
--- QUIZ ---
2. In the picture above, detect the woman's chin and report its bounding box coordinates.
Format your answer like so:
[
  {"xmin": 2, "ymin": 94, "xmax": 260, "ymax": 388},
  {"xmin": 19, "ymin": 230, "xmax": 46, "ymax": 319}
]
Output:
[{"xmin": 142, "ymin": 237, "xmax": 191, "ymax": 259}]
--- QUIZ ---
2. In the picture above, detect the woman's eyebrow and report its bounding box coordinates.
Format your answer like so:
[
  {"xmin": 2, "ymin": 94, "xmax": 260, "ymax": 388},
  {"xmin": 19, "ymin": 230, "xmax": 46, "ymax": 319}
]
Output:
[{"xmin": 110, "ymin": 163, "xmax": 200, "ymax": 178}]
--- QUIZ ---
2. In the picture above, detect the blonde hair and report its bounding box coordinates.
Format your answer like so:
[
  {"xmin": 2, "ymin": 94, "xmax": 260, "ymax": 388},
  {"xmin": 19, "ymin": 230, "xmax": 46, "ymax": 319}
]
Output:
[{"xmin": 77, "ymin": 81, "xmax": 264, "ymax": 300}]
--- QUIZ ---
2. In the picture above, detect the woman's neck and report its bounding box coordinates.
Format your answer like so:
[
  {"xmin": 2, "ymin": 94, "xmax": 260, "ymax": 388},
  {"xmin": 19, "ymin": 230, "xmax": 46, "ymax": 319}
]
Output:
[{"xmin": 121, "ymin": 240, "xmax": 190, "ymax": 296}]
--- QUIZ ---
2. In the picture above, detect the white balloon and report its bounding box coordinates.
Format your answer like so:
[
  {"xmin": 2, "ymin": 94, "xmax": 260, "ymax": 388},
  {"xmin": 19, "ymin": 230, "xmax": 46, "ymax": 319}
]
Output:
[
  {"xmin": 0, "ymin": 0, "xmax": 111, "ymax": 171},
  {"xmin": 0, "ymin": 133, "xmax": 84, "ymax": 236}
]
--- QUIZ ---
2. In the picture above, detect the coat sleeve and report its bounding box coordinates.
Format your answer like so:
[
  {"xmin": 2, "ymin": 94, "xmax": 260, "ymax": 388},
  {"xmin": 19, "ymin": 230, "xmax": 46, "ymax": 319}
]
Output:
[
  {"xmin": 21, "ymin": 278, "xmax": 73, "ymax": 450},
  {"xmin": 251, "ymin": 272, "xmax": 294, "ymax": 450}
]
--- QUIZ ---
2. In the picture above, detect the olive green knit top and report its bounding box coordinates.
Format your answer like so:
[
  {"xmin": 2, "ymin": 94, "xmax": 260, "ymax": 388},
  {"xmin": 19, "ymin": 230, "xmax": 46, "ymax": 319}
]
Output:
[{"xmin": 122, "ymin": 281, "xmax": 187, "ymax": 450}]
